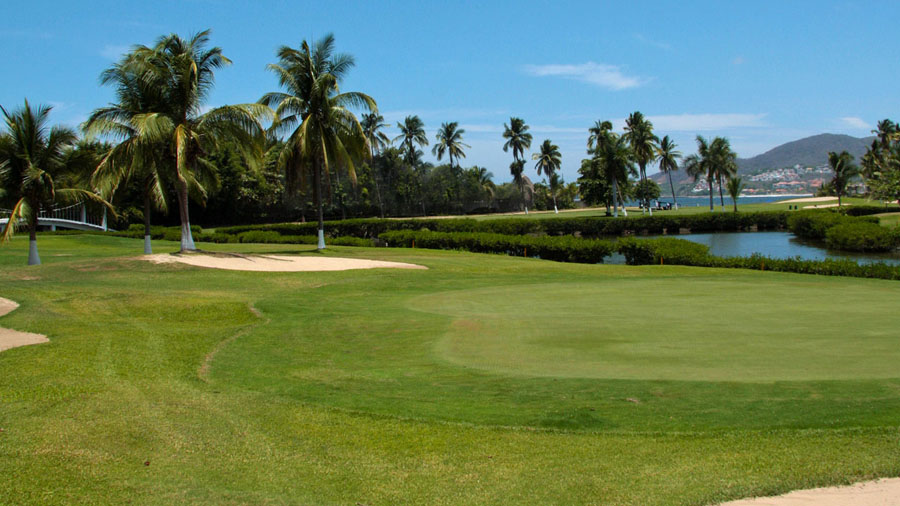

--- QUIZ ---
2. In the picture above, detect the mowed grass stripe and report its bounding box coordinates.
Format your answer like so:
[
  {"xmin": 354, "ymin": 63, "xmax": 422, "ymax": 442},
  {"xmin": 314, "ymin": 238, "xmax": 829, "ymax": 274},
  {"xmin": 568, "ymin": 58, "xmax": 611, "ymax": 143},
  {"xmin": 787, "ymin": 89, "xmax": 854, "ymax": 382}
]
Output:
[{"xmin": 1, "ymin": 235, "xmax": 899, "ymax": 505}]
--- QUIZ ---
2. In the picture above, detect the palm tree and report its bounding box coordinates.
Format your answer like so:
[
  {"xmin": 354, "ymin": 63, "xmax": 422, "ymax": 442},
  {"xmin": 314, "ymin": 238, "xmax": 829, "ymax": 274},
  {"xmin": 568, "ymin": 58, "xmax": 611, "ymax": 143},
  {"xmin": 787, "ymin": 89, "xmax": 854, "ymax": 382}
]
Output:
[
  {"xmin": 711, "ymin": 137, "xmax": 737, "ymax": 212},
  {"xmin": 393, "ymin": 115, "xmax": 429, "ymax": 216},
  {"xmin": 587, "ymin": 120, "xmax": 614, "ymax": 151},
  {"xmin": 432, "ymin": 122, "xmax": 469, "ymax": 168},
  {"xmin": 394, "ymin": 115, "xmax": 428, "ymax": 165},
  {"xmin": 85, "ymin": 53, "xmax": 170, "ymax": 255},
  {"xmin": 260, "ymin": 34, "xmax": 375, "ymax": 249},
  {"xmin": 468, "ymin": 166, "xmax": 496, "ymax": 203},
  {"xmin": 828, "ymin": 151, "xmax": 859, "ymax": 207},
  {"xmin": 0, "ymin": 100, "xmax": 107, "ymax": 265},
  {"xmin": 624, "ymin": 111, "xmax": 658, "ymax": 213},
  {"xmin": 122, "ymin": 30, "xmax": 270, "ymax": 251},
  {"xmin": 361, "ymin": 112, "xmax": 390, "ymax": 218},
  {"xmin": 684, "ymin": 136, "xmax": 716, "ymax": 212},
  {"xmin": 656, "ymin": 135, "xmax": 681, "ymax": 210},
  {"xmin": 502, "ymin": 117, "xmax": 533, "ymax": 212},
  {"xmin": 726, "ymin": 176, "xmax": 744, "ymax": 212},
  {"xmin": 532, "ymin": 139, "xmax": 562, "ymax": 213},
  {"xmin": 596, "ymin": 134, "xmax": 635, "ymax": 218}
]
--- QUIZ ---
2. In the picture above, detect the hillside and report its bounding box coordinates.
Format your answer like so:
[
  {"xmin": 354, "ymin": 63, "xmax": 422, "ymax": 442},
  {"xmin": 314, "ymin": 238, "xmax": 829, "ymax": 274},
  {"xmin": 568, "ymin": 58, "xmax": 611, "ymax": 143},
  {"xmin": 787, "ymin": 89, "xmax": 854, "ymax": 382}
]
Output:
[{"xmin": 652, "ymin": 133, "xmax": 874, "ymax": 195}]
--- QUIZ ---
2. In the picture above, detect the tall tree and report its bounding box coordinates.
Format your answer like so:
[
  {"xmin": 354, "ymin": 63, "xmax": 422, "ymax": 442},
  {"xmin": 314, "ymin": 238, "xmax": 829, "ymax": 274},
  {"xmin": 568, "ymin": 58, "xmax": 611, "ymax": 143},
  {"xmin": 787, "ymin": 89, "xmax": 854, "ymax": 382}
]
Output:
[
  {"xmin": 394, "ymin": 115, "xmax": 428, "ymax": 165},
  {"xmin": 432, "ymin": 121, "xmax": 469, "ymax": 168},
  {"xmin": 624, "ymin": 111, "xmax": 658, "ymax": 213},
  {"xmin": 656, "ymin": 135, "xmax": 681, "ymax": 210},
  {"xmin": 532, "ymin": 139, "xmax": 562, "ymax": 213},
  {"xmin": 711, "ymin": 137, "xmax": 738, "ymax": 211},
  {"xmin": 683, "ymin": 136, "xmax": 717, "ymax": 212},
  {"xmin": 0, "ymin": 101, "xmax": 106, "ymax": 264},
  {"xmin": 502, "ymin": 117, "xmax": 533, "ymax": 212},
  {"xmin": 260, "ymin": 34, "xmax": 375, "ymax": 248},
  {"xmin": 124, "ymin": 30, "xmax": 269, "ymax": 251},
  {"xmin": 828, "ymin": 151, "xmax": 859, "ymax": 207},
  {"xmin": 361, "ymin": 112, "xmax": 390, "ymax": 217},
  {"xmin": 85, "ymin": 53, "xmax": 171, "ymax": 254},
  {"xmin": 393, "ymin": 115, "xmax": 429, "ymax": 216},
  {"xmin": 596, "ymin": 134, "xmax": 635, "ymax": 218}
]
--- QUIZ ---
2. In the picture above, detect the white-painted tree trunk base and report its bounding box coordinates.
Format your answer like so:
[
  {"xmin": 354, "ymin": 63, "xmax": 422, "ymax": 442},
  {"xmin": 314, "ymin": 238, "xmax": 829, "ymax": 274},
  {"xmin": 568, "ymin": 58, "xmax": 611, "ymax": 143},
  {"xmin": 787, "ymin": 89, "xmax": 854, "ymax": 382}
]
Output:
[
  {"xmin": 524, "ymin": 207, "xmax": 528, "ymax": 215},
  {"xmin": 28, "ymin": 240, "xmax": 40, "ymax": 266},
  {"xmin": 144, "ymin": 235, "xmax": 153, "ymax": 255},
  {"xmin": 181, "ymin": 223, "xmax": 196, "ymax": 251},
  {"xmin": 622, "ymin": 209, "xmax": 628, "ymax": 217},
  {"xmin": 317, "ymin": 229, "xmax": 326, "ymax": 250},
  {"xmin": 554, "ymin": 206, "xmax": 558, "ymax": 214}
]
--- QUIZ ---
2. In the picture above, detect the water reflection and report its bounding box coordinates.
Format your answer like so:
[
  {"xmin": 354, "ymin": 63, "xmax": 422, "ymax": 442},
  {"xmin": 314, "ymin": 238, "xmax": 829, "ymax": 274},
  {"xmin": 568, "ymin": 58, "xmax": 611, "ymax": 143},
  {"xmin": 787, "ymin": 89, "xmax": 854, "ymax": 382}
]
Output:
[{"xmin": 650, "ymin": 231, "xmax": 900, "ymax": 265}]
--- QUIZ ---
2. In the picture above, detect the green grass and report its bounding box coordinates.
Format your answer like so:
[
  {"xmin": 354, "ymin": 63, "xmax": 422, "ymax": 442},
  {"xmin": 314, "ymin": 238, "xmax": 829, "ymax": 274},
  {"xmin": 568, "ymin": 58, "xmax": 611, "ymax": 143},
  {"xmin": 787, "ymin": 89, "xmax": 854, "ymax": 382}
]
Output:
[
  {"xmin": 876, "ymin": 212, "xmax": 900, "ymax": 227},
  {"xmin": 2, "ymin": 235, "xmax": 899, "ymax": 505}
]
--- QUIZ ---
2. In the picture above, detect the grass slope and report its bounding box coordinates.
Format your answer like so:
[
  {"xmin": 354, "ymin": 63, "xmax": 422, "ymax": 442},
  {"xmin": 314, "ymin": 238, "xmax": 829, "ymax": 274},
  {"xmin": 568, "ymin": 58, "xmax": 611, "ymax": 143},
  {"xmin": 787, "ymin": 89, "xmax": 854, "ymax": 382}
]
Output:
[{"xmin": 1, "ymin": 235, "xmax": 899, "ymax": 505}]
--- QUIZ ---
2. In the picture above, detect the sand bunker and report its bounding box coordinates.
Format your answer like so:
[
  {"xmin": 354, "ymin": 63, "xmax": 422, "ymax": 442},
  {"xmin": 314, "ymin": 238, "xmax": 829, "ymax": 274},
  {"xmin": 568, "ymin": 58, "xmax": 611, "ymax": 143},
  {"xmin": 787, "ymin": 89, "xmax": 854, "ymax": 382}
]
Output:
[
  {"xmin": 779, "ymin": 196, "xmax": 838, "ymax": 204},
  {"xmin": 144, "ymin": 252, "xmax": 427, "ymax": 272},
  {"xmin": 802, "ymin": 203, "xmax": 844, "ymax": 209},
  {"xmin": 719, "ymin": 477, "xmax": 900, "ymax": 506},
  {"xmin": 0, "ymin": 298, "xmax": 48, "ymax": 353}
]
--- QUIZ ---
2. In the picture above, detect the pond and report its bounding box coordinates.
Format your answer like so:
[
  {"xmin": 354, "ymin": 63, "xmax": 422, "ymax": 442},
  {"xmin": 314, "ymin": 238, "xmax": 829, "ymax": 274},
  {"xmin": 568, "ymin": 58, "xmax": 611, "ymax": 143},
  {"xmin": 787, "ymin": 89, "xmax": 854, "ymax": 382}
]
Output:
[{"xmin": 605, "ymin": 231, "xmax": 900, "ymax": 265}]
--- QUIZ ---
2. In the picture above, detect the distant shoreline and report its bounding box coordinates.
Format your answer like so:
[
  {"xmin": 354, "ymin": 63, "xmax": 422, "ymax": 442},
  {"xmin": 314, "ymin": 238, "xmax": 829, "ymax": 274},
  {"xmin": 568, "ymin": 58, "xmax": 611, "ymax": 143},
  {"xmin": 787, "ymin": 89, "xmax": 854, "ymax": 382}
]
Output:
[{"xmin": 674, "ymin": 193, "xmax": 813, "ymax": 199}]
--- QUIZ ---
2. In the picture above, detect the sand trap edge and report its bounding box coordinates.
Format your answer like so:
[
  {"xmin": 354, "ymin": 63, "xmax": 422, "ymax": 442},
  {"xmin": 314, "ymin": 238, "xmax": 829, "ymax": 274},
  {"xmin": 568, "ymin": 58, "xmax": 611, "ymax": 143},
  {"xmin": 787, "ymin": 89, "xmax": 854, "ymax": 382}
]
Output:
[
  {"xmin": 142, "ymin": 253, "xmax": 427, "ymax": 272},
  {"xmin": 0, "ymin": 297, "xmax": 49, "ymax": 353}
]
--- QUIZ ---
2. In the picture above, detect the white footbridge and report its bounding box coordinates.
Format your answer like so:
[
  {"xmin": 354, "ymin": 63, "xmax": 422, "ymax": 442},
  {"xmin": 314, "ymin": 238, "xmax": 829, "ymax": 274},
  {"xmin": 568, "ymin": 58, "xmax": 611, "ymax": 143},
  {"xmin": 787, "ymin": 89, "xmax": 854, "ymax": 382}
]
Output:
[{"xmin": 0, "ymin": 203, "xmax": 109, "ymax": 232}]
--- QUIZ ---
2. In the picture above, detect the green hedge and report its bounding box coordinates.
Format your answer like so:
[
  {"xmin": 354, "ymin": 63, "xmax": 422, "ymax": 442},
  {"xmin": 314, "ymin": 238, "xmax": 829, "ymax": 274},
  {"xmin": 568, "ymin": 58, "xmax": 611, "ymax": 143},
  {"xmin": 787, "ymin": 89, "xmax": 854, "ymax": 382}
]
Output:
[
  {"xmin": 379, "ymin": 230, "xmax": 615, "ymax": 264},
  {"xmin": 216, "ymin": 211, "xmax": 792, "ymax": 241},
  {"xmin": 825, "ymin": 222, "xmax": 900, "ymax": 252},
  {"xmin": 380, "ymin": 230, "xmax": 900, "ymax": 280}
]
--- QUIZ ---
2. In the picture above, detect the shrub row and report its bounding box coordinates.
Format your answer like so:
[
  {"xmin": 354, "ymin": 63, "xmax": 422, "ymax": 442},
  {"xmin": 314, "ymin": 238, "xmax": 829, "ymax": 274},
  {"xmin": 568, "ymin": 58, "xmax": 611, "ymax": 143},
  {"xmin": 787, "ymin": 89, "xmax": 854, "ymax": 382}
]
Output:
[
  {"xmin": 380, "ymin": 230, "xmax": 900, "ymax": 281},
  {"xmin": 379, "ymin": 230, "xmax": 616, "ymax": 264},
  {"xmin": 787, "ymin": 210, "xmax": 898, "ymax": 252},
  {"xmin": 216, "ymin": 211, "xmax": 793, "ymax": 241},
  {"xmin": 825, "ymin": 222, "xmax": 900, "ymax": 252}
]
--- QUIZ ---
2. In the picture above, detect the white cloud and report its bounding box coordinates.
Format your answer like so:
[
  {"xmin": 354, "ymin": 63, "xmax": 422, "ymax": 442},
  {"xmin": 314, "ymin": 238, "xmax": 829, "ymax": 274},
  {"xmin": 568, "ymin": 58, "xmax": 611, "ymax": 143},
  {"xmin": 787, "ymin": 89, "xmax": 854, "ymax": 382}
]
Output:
[
  {"xmin": 100, "ymin": 44, "xmax": 130, "ymax": 61},
  {"xmin": 522, "ymin": 62, "xmax": 647, "ymax": 90},
  {"xmin": 642, "ymin": 113, "xmax": 768, "ymax": 131},
  {"xmin": 840, "ymin": 116, "xmax": 869, "ymax": 129}
]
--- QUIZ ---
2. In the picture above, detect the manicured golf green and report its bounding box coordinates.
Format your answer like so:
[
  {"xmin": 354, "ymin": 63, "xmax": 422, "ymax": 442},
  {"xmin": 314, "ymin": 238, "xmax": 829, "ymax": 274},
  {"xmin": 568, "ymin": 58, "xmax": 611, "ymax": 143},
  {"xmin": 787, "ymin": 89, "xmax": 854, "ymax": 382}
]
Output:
[{"xmin": 1, "ymin": 235, "xmax": 899, "ymax": 505}]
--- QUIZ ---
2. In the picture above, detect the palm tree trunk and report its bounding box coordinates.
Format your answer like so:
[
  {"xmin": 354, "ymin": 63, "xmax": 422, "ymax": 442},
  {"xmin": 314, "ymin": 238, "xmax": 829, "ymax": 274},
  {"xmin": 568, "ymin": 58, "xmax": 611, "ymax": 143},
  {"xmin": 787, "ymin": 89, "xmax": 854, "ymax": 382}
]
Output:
[
  {"xmin": 718, "ymin": 175, "xmax": 725, "ymax": 211},
  {"xmin": 668, "ymin": 171, "xmax": 678, "ymax": 210},
  {"xmin": 708, "ymin": 178, "xmax": 714, "ymax": 212},
  {"xmin": 27, "ymin": 202, "xmax": 40, "ymax": 266},
  {"xmin": 143, "ymin": 191, "xmax": 153, "ymax": 255},
  {"xmin": 553, "ymin": 192, "xmax": 558, "ymax": 214},
  {"xmin": 175, "ymin": 177, "xmax": 196, "ymax": 251},
  {"xmin": 612, "ymin": 176, "xmax": 619, "ymax": 218},
  {"xmin": 640, "ymin": 163, "xmax": 647, "ymax": 215},
  {"xmin": 315, "ymin": 158, "xmax": 325, "ymax": 249}
]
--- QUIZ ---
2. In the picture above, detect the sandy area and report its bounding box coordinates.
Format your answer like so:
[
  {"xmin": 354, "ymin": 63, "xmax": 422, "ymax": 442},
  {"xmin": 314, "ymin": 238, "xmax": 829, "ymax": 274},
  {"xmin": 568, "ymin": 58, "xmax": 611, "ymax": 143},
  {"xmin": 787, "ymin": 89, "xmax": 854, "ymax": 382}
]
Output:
[
  {"xmin": 143, "ymin": 252, "xmax": 427, "ymax": 272},
  {"xmin": 0, "ymin": 297, "xmax": 49, "ymax": 352},
  {"xmin": 778, "ymin": 196, "xmax": 838, "ymax": 204},
  {"xmin": 718, "ymin": 477, "xmax": 900, "ymax": 505},
  {"xmin": 802, "ymin": 203, "xmax": 844, "ymax": 209}
]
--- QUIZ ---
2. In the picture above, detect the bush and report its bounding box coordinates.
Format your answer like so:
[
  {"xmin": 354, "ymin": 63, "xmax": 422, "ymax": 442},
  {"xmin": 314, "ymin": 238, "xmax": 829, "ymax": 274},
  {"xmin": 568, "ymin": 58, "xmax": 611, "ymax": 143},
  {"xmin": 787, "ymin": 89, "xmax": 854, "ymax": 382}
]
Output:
[
  {"xmin": 616, "ymin": 237, "xmax": 710, "ymax": 265},
  {"xmin": 825, "ymin": 222, "xmax": 900, "ymax": 252},
  {"xmin": 379, "ymin": 230, "xmax": 615, "ymax": 264}
]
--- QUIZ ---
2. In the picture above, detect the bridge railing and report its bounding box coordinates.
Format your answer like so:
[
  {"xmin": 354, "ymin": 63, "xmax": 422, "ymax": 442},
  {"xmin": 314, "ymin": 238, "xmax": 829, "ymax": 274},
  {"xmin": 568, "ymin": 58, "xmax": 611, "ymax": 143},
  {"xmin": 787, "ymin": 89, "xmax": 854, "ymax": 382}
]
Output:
[{"xmin": 1, "ymin": 202, "xmax": 107, "ymax": 231}]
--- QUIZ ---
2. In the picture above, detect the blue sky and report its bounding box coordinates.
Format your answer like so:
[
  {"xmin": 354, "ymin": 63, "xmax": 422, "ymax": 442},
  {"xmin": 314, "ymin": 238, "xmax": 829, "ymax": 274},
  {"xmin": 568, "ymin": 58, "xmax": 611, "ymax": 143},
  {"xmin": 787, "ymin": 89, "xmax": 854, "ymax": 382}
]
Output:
[{"xmin": 3, "ymin": 0, "xmax": 897, "ymax": 183}]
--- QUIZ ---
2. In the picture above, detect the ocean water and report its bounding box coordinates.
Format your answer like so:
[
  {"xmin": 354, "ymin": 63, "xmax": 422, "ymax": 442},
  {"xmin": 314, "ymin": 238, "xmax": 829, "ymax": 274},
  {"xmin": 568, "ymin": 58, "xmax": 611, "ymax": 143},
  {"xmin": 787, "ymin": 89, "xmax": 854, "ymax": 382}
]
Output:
[{"xmin": 624, "ymin": 195, "xmax": 811, "ymax": 207}]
